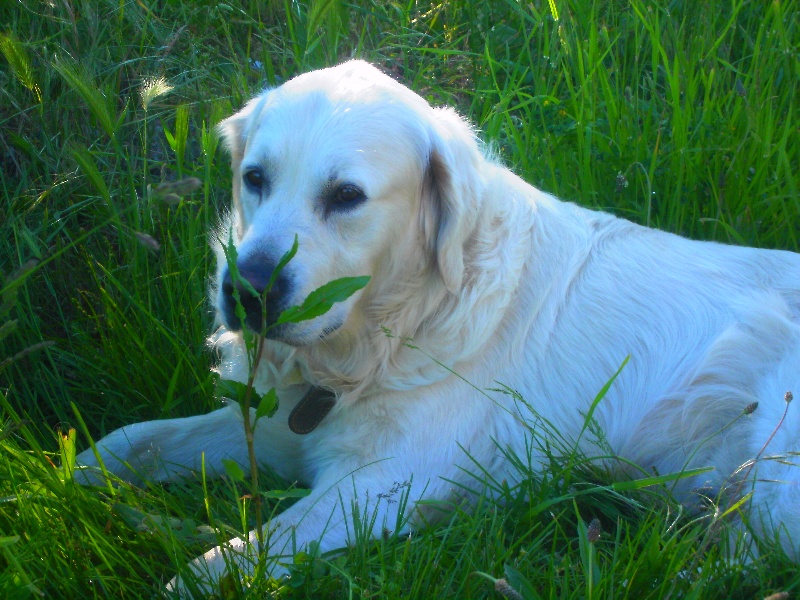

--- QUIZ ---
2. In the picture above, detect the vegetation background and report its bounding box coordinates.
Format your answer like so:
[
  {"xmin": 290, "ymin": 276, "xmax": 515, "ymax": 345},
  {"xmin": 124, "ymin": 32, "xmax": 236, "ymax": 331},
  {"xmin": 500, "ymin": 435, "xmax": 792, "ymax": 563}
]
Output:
[{"xmin": 1, "ymin": 0, "xmax": 798, "ymax": 597}]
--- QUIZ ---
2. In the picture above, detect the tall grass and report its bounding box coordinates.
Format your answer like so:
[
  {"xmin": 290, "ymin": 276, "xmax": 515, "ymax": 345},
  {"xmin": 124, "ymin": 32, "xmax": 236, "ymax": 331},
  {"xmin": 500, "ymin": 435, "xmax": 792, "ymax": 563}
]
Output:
[{"xmin": 1, "ymin": 0, "xmax": 798, "ymax": 597}]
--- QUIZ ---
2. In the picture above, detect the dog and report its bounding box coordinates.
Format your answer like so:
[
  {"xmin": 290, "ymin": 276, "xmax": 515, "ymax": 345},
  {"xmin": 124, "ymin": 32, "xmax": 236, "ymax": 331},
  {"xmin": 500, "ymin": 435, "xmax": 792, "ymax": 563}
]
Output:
[{"xmin": 76, "ymin": 60, "xmax": 800, "ymax": 593}]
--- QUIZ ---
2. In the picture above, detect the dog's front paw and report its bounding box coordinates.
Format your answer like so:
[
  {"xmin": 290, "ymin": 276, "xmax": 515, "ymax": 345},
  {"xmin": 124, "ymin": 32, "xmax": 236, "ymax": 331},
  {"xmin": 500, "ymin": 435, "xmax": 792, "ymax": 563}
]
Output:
[
  {"xmin": 75, "ymin": 424, "xmax": 165, "ymax": 486},
  {"xmin": 165, "ymin": 544, "xmax": 230, "ymax": 598},
  {"xmin": 166, "ymin": 535, "xmax": 288, "ymax": 597},
  {"xmin": 166, "ymin": 543, "xmax": 238, "ymax": 598}
]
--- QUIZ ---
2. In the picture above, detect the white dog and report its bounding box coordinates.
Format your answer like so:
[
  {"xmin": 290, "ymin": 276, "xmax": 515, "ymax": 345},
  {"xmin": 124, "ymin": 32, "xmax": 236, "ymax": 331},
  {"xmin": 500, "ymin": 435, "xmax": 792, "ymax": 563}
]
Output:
[{"xmin": 77, "ymin": 60, "xmax": 800, "ymax": 592}]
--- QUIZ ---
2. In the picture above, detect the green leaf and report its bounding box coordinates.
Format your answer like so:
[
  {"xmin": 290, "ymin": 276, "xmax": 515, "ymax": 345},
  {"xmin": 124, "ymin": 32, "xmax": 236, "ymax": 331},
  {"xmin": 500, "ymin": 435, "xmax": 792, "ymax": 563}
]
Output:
[
  {"xmin": 267, "ymin": 235, "xmax": 299, "ymax": 295},
  {"xmin": 504, "ymin": 564, "xmax": 542, "ymax": 600},
  {"xmin": 216, "ymin": 379, "xmax": 249, "ymax": 404},
  {"xmin": 222, "ymin": 459, "xmax": 245, "ymax": 482},
  {"xmin": 220, "ymin": 232, "xmax": 258, "ymax": 330},
  {"xmin": 173, "ymin": 104, "xmax": 190, "ymax": 173},
  {"xmin": 221, "ymin": 232, "xmax": 259, "ymax": 299},
  {"xmin": 71, "ymin": 146, "xmax": 118, "ymax": 224},
  {"xmin": 218, "ymin": 572, "xmax": 240, "ymax": 599},
  {"xmin": 261, "ymin": 488, "xmax": 312, "ymax": 500},
  {"xmin": 307, "ymin": 0, "xmax": 340, "ymax": 37},
  {"xmin": 277, "ymin": 275, "xmax": 370, "ymax": 325},
  {"xmin": 112, "ymin": 504, "xmax": 218, "ymax": 544},
  {"xmin": 0, "ymin": 319, "xmax": 18, "ymax": 343},
  {"xmin": 58, "ymin": 428, "xmax": 77, "ymax": 482},
  {"xmin": 610, "ymin": 466, "xmax": 713, "ymax": 491},
  {"xmin": 575, "ymin": 355, "xmax": 629, "ymax": 446},
  {"xmin": 255, "ymin": 388, "xmax": 279, "ymax": 422},
  {"xmin": 718, "ymin": 490, "xmax": 753, "ymax": 519},
  {"xmin": 163, "ymin": 128, "xmax": 177, "ymax": 150},
  {"xmin": 53, "ymin": 58, "xmax": 118, "ymax": 141}
]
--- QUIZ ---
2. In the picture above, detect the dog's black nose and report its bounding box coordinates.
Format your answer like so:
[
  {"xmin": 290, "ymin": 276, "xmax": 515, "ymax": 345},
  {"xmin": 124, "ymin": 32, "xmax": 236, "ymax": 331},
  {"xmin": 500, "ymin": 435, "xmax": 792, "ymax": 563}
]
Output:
[{"xmin": 220, "ymin": 254, "xmax": 291, "ymax": 333}]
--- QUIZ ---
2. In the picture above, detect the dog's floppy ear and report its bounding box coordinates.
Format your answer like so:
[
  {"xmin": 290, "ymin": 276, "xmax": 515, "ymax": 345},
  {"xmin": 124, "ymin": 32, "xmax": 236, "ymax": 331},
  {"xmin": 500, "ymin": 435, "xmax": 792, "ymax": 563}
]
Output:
[
  {"xmin": 216, "ymin": 96, "xmax": 265, "ymax": 208},
  {"xmin": 419, "ymin": 107, "xmax": 483, "ymax": 293}
]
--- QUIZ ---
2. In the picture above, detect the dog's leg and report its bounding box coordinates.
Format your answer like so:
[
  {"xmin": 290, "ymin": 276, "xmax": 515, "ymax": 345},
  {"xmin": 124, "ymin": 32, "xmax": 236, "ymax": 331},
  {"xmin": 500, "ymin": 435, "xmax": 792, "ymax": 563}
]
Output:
[
  {"xmin": 166, "ymin": 381, "xmax": 500, "ymax": 595},
  {"xmin": 166, "ymin": 466, "xmax": 415, "ymax": 595},
  {"xmin": 76, "ymin": 401, "xmax": 305, "ymax": 486},
  {"xmin": 739, "ymin": 356, "xmax": 800, "ymax": 561},
  {"xmin": 75, "ymin": 405, "xmax": 250, "ymax": 485}
]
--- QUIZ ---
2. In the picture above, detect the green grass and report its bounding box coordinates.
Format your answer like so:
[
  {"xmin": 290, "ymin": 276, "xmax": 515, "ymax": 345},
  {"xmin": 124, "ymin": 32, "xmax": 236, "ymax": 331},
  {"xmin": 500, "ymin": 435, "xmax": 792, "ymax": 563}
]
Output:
[{"xmin": 1, "ymin": 0, "xmax": 798, "ymax": 597}]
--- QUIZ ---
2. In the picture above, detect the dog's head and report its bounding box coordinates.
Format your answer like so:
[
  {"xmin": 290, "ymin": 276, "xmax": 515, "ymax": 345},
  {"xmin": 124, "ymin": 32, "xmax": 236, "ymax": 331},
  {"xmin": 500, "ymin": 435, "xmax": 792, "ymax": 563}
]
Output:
[{"xmin": 216, "ymin": 60, "xmax": 482, "ymax": 346}]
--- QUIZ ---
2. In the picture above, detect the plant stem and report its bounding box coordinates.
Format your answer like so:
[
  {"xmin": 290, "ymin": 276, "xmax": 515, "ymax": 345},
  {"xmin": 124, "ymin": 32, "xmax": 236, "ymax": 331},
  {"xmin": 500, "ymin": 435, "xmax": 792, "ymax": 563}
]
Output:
[{"xmin": 242, "ymin": 334, "xmax": 268, "ymax": 552}]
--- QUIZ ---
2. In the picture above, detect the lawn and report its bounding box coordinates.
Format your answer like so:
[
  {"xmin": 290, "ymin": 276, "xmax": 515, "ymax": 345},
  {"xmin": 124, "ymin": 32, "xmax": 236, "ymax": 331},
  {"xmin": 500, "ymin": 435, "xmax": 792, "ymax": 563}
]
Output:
[{"xmin": 1, "ymin": 0, "xmax": 798, "ymax": 597}]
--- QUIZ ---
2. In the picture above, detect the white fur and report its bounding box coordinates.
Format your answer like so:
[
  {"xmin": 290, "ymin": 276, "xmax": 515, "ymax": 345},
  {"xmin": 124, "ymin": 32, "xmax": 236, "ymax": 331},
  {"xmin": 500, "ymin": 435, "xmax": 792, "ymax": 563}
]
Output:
[{"xmin": 77, "ymin": 61, "xmax": 800, "ymax": 593}]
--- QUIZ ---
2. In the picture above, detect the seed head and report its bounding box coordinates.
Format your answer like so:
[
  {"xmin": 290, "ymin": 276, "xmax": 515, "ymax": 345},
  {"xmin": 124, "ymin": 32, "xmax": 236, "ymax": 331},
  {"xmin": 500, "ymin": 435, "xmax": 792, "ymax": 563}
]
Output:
[
  {"xmin": 615, "ymin": 171, "xmax": 629, "ymax": 193},
  {"xmin": 140, "ymin": 76, "xmax": 173, "ymax": 112},
  {"xmin": 785, "ymin": 391, "xmax": 793, "ymax": 404},
  {"xmin": 134, "ymin": 231, "xmax": 160, "ymax": 251},
  {"xmin": 743, "ymin": 402, "xmax": 759, "ymax": 415},
  {"xmin": 494, "ymin": 579, "xmax": 524, "ymax": 600},
  {"xmin": 155, "ymin": 177, "xmax": 202, "ymax": 198},
  {"xmin": 587, "ymin": 518, "xmax": 602, "ymax": 543},
  {"xmin": 734, "ymin": 78, "xmax": 747, "ymax": 98}
]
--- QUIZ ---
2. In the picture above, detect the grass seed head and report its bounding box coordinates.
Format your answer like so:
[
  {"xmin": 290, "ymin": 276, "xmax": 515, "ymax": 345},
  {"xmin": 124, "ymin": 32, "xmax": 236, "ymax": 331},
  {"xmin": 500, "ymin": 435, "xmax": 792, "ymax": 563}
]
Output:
[
  {"xmin": 134, "ymin": 231, "xmax": 160, "ymax": 251},
  {"xmin": 155, "ymin": 177, "xmax": 202, "ymax": 197},
  {"xmin": 494, "ymin": 578, "xmax": 524, "ymax": 600},
  {"xmin": 140, "ymin": 76, "xmax": 173, "ymax": 112},
  {"xmin": 734, "ymin": 78, "xmax": 747, "ymax": 98},
  {"xmin": 587, "ymin": 518, "xmax": 602, "ymax": 543},
  {"xmin": 615, "ymin": 171, "xmax": 629, "ymax": 193}
]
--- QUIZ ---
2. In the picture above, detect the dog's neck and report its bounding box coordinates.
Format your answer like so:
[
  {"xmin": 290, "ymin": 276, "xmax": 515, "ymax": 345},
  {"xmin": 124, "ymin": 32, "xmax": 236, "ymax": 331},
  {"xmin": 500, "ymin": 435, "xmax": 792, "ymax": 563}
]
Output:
[{"xmin": 293, "ymin": 173, "xmax": 536, "ymax": 406}]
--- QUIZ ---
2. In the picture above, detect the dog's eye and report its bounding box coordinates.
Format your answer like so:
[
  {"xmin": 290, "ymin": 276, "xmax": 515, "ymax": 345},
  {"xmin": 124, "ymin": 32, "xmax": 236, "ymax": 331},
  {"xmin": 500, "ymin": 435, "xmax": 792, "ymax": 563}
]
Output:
[
  {"xmin": 331, "ymin": 184, "xmax": 366, "ymax": 209},
  {"xmin": 243, "ymin": 169, "xmax": 265, "ymax": 191}
]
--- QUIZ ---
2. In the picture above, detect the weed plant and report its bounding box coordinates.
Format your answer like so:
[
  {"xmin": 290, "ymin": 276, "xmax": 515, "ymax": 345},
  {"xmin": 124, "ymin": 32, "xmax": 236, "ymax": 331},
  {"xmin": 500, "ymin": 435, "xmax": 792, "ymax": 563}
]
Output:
[{"xmin": 1, "ymin": 0, "xmax": 798, "ymax": 598}]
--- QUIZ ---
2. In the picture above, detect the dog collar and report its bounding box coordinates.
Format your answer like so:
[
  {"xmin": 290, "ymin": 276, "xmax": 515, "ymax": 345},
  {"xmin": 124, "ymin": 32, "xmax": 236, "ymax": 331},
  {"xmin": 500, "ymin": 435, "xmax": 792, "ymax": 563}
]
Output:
[{"xmin": 288, "ymin": 387, "xmax": 337, "ymax": 434}]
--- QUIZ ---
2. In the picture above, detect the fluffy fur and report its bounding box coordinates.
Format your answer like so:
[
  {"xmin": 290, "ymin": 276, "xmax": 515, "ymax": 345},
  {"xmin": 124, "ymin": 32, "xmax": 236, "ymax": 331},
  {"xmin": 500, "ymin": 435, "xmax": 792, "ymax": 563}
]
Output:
[{"xmin": 77, "ymin": 61, "xmax": 800, "ymax": 593}]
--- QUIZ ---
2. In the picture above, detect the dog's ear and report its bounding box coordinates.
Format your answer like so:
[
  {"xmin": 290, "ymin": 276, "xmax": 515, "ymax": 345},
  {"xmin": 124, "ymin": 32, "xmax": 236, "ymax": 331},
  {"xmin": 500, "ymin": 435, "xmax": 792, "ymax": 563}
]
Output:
[
  {"xmin": 217, "ymin": 97, "xmax": 264, "ymax": 207},
  {"xmin": 420, "ymin": 107, "xmax": 483, "ymax": 293},
  {"xmin": 217, "ymin": 110, "xmax": 248, "ymax": 162}
]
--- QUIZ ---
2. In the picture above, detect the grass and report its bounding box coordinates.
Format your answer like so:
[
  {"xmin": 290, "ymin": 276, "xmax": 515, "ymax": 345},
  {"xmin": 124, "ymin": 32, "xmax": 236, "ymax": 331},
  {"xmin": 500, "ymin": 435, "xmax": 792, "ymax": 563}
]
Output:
[{"xmin": 1, "ymin": 0, "xmax": 798, "ymax": 597}]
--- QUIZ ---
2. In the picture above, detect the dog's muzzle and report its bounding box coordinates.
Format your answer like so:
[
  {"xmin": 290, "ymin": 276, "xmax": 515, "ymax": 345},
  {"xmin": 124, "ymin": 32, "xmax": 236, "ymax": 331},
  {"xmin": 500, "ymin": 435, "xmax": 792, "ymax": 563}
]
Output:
[{"xmin": 220, "ymin": 253, "xmax": 292, "ymax": 334}]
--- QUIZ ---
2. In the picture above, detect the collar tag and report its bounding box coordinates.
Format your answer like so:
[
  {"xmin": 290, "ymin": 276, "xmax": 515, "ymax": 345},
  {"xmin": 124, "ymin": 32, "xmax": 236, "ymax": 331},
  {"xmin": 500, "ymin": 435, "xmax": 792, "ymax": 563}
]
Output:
[{"xmin": 288, "ymin": 387, "xmax": 337, "ymax": 434}]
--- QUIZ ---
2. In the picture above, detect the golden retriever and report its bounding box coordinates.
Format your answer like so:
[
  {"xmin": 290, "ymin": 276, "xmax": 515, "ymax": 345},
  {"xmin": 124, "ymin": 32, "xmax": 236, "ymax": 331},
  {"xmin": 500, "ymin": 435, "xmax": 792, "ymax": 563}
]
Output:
[{"xmin": 77, "ymin": 61, "xmax": 800, "ymax": 594}]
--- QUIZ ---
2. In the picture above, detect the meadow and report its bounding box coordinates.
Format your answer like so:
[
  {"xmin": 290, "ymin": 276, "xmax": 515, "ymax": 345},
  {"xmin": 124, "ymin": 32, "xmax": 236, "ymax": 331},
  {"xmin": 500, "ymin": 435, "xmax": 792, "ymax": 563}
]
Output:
[{"xmin": 1, "ymin": 0, "xmax": 798, "ymax": 597}]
